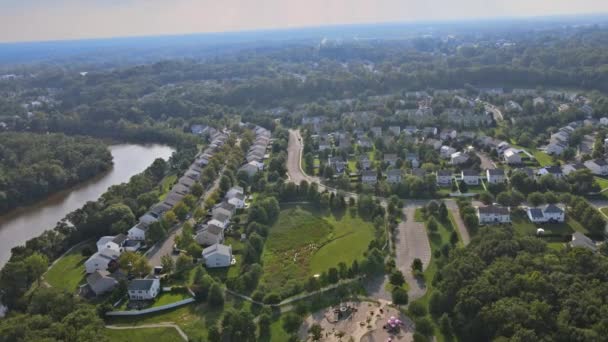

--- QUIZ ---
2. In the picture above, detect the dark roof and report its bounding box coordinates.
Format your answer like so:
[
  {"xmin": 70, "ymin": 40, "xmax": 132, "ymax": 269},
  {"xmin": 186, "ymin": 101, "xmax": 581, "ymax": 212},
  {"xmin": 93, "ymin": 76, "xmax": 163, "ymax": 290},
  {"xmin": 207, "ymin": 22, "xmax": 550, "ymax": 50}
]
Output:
[
  {"xmin": 204, "ymin": 224, "xmax": 224, "ymax": 235},
  {"xmin": 570, "ymin": 232, "xmax": 596, "ymax": 252},
  {"xmin": 478, "ymin": 205, "xmax": 509, "ymax": 215},
  {"xmin": 543, "ymin": 204, "xmax": 564, "ymax": 213},
  {"xmin": 216, "ymin": 201, "xmax": 236, "ymax": 212},
  {"xmin": 528, "ymin": 208, "xmax": 544, "ymax": 219},
  {"xmin": 543, "ymin": 166, "xmax": 563, "ymax": 174},
  {"xmin": 112, "ymin": 234, "xmax": 127, "ymax": 245},
  {"xmin": 213, "ymin": 212, "xmax": 230, "ymax": 222},
  {"xmin": 591, "ymin": 159, "xmax": 608, "ymax": 166},
  {"xmin": 362, "ymin": 170, "xmax": 377, "ymax": 177},
  {"xmin": 387, "ymin": 169, "xmax": 402, "ymax": 177},
  {"xmin": 566, "ymin": 163, "xmax": 586, "ymax": 170},
  {"xmin": 462, "ymin": 169, "xmax": 478, "ymax": 176},
  {"xmin": 487, "ymin": 168, "xmax": 505, "ymax": 176},
  {"xmin": 437, "ymin": 170, "xmax": 452, "ymax": 176},
  {"xmin": 123, "ymin": 240, "xmax": 141, "ymax": 247},
  {"xmin": 128, "ymin": 279, "xmax": 157, "ymax": 292}
]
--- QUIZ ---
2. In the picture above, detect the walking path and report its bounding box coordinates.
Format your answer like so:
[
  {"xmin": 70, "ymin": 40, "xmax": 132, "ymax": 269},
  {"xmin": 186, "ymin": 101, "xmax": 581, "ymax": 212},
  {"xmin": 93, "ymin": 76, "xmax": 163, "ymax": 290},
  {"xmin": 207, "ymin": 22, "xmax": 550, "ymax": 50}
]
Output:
[
  {"xmin": 445, "ymin": 200, "xmax": 471, "ymax": 246},
  {"xmin": 105, "ymin": 323, "xmax": 188, "ymax": 341}
]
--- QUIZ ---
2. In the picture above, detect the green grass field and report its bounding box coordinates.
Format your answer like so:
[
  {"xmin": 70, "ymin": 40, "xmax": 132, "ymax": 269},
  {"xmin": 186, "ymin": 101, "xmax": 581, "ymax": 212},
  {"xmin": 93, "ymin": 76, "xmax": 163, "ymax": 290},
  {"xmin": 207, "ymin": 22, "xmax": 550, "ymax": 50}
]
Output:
[
  {"xmin": 44, "ymin": 243, "xmax": 92, "ymax": 292},
  {"xmin": 511, "ymin": 211, "xmax": 587, "ymax": 236},
  {"xmin": 259, "ymin": 205, "xmax": 375, "ymax": 294},
  {"xmin": 159, "ymin": 174, "xmax": 178, "ymax": 200},
  {"xmin": 105, "ymin": 327, "xmax": 183, "ymax": 342},
  {"xmin": 601, "ymin": 207, "xmax": 608, "ymax": 217},
  {"xmin": 151, "ymin": 291, "xmax": 192, "ymax": 308},
  {"xmin": 595, "ymin": 177, "xmax": 608, "ymax": 190},
  {"xmin": 533, "ymin": 151, "xmax": 553, "ymax": 167}
]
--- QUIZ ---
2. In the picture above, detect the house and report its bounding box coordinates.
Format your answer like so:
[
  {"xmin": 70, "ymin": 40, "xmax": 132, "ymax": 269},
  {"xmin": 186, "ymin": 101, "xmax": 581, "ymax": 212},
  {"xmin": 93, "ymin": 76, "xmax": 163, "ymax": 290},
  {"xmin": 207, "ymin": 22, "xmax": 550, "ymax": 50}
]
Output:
[
  {"xmin": 533, "ymin": 97, "xmax": 545, "ymax": 107},
  {"xmin": 128, "ymin": 223, "xmax": 149, "ymax": 241},
  {"xmin": 361, "ymin": 170, "xmax": 378, "ymax": 185},
  {"xmin": 358, "ymin": 137, "xmax": 373, "ymax": 148},
  {"xmin": 388, "ymin": 126, "xmax": 401, "ymax": 136},
  {"xmin": 384, "ymin": 154, "xmax": 398, "ymax": 167},
  {"xmin": 359, "ymin": 155, "xmax": 371, "ymax": 170},
  {"xmin": 527, "ymin": 204, "xmax": 565, "ymax": 223},
  {"xmin": 600, "ymin": 117, "xmax": 608, "ymax": 126},
  {"xmin": 422, "ymin": 127, "xmax": 438, "ymax": 136},
  {"xmin": 477, "ymin": 205, "xmax": 511, "ymax": 224},
  {"xmin": 562, "ymin": 163, "xmax": 586, "ymax": 176},
  {"xmin": 425, "ymin": 138, "xmax": 443, "ymax": 150},
  {"xmin": 486, "ymin": 168, "xmax": 506, "ymax": 184},
  {"xmin": 228, "ymin": 193, "xmax": 246, "ymax": 209},
  {"xmin": 163, "ymin": 192, "xmax": 185, "ymax": 208},
  {"xmin": 537, "ymin": 166, "xmax": 564, "ymax": 179},
  {"xmin": 122, "ymin": 240, "xmax": 142, "ymax": 252},
  {"xmin": 371, "ymin": 127, "xmax": 382, "ymax": 137},
  {"xmin": 584, "ymin": 159, "xmax": 608, "ymax": 176},
  {"xmin": 404, "ymin": 126, "xmax": 418, "ymax": 135},
  {"xmin": 86, "ymin": 270, "xmax": 118, "ymax": 296},
  {"xmin": 546, "ymin": 142, "xmax": 567, "ymax": 155},
  {"xmin": 139, "ymin": 212, "xmax": 160, "ymax": 226},
  {"xmin": 440, "ymin": 129, "xmax": 457, "ymax": 140},
  {"xmin": 450, "ymin": 152, "xmax": 469, "ymax": 165},
  {"xmin": 440, "ymin": 145, "xmax": 457, "ymax": 159},
  {"xmin": 212, "ymin": 211, "xmax": 231, "ymax": 228},
  {"xmin": 202, "ymin": 244, "xmax": 235, "ymax": 268},
  {"xmin": 196, "ymin": 223, "xmax": 225, "ymax": 246},
  {"xmin": 405, "ymin": 153, "xmax": 420, "ymax": 168},
  {"xmin": 503, "ymin": 149, "xmax": 521, "ymax": 165},
  {"xmin": 128, "ymin": 278, "xmax": 161, "ymax": 300},
  {"xmin": 570, "ymin": 232, "xmax": 597, "ymax": 252},
  {"xmin": 96, "ymin": 235, "xmax": 126, "ymax": 254},
  {"xmin": 436, "ymin": 170, "xmax": 453, "ymax": 186},
  {"xmin": 496, "ymin": 141, "xmax": 511, "ymax": 154},
  {"xmin": 411, "ymin": 168, "xmax": 428, "ymax": 178},
  {"xmin": 386, "ymin": 169, "xmax": 402, "ymax": 184},
  {"xmin": 178, "ymin": 176, "xmax": 196, "ymax": 188},
  {"xmin": 238, "ymin": 162, "xmax": 259, "ymax": 178},
  {"xmin": 84, "ymin": 250, "xmax": 120, "ymax": 274},
  {"xmin": 505, "ymin": 100, "xmax": 523, "ymax": 113},
  {"xmin": 461, "ymin": 170, "xmax": 479, "ymax": 185},
  {"xmin": 225, "ymin": 186, "xmax": 244, "ymax": 199}
]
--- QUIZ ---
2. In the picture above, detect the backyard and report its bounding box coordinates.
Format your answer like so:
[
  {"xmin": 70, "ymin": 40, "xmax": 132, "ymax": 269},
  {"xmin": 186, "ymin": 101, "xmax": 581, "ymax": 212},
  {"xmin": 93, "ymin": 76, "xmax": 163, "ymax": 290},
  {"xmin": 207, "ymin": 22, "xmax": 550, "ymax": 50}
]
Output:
[
  {"xmin": 105, "ymin": 327, "xmax": 184, "ymax": 342},
  {"xmin": 259, "ymin": 204, "xmax": 375, "ymax": 295},
  {"xmin": 510, "ymin": 211, "xmax": 587, "ymax": 237},
  {"xmin": 44, "ymin": 242, "xmax": 93, "ymax": 292}
]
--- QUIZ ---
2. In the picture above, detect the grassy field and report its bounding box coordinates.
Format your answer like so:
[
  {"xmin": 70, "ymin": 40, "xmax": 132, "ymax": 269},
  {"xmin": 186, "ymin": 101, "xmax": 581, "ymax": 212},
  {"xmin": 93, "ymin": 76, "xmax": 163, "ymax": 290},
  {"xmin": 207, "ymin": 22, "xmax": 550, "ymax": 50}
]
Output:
[
  {"xmin": 595, "ymin": 177, "xmax": 608, "ymax": 190},
  {"xmin": 44, "ymin": 242, "xmax": 92, "ymax": 292},
  {"xmin": 601, "ymin": 207, "xmax": 608, "ymax": 217},
  {"xmin": 533, "ymin": 151, "xmax": 553, "ymax": 167},
  {"xmin": 151, "ymin": 291, "xmax": 192, "ymax": 308},
  {"xmin": 105, "ymin": 327, "xmax": 183, "ymax": 342},
  {"xmin": 107, "ymin": 297, "xmax": 250, "ymax": 341},
  {"xmin": 511, "ymin": 211, "xmax": 587, "ymax": 236},
  {"xmin": 259, "ymin": 204, "xmax": 375, "ymax": 294}
]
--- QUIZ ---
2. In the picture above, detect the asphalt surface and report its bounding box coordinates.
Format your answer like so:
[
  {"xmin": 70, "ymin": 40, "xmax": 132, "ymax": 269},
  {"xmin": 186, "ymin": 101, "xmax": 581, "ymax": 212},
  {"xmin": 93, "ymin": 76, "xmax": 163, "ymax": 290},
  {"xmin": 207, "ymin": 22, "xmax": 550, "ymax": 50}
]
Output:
[
  {"xmin": 287, "ymin": 129, "xmax": 320, "ymax": 185},
  {"xmin": 476, "ymin": 152, "xmax": 496, "ymax": 170}
]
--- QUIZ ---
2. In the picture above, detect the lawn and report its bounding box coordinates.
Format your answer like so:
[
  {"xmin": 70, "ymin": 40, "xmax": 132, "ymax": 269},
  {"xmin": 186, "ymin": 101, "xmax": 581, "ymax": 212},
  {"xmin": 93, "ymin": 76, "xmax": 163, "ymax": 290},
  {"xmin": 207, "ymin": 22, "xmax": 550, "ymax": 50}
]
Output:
[
  {"xmin": 595, "ymin": 177, "xmax": 608, "ymax": 190},
  {"xmin": 151, "ymin": 290, "xmax": 192, "ymax": 308},
  {"xmin": 159, "ymin": 174, "xmax": 178, "ymax": 200},
  {"xmin": 44, "ymin": 243, "xmax": 93, "ymax": 292},
  {"xmin": 511, "ymin": 211, "xmax": 587, "ymax": 236},
  {"xmin": 601, "ymin": 207, "xmax": 608, "ymax": 217},
  {"xmin": 533, "ymin": 151, "xmax": 553, "ymax": 167},
  {"xmin": 259, "ymin": 204, "xmax": 375, "ymax": 294},
  {"xmin": 105, "ymin": 327, "xmax": 183, "ymax": 342}
]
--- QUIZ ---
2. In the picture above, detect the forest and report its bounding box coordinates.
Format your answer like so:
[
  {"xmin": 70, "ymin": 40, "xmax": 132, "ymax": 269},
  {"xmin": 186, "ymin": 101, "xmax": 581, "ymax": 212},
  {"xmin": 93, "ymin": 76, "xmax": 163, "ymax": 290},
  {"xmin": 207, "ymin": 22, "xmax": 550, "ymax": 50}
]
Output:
[
  {"xmin": 0, "ymin": 132, "xmax": 112, "ymax": 213},
  {"xmin": 430, "ymin": 228, "xmax": 608, "ymax": 341}
]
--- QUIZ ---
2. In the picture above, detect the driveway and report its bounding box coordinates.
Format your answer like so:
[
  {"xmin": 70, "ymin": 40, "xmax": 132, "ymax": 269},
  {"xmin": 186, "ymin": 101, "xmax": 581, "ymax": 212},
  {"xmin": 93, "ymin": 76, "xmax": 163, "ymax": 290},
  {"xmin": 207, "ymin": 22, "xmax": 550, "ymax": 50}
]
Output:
[
  {"xmin": 476, "ymin": 152, "xmax": 496, "ymax": 170},
  {"xmin": 394, "ymin": 206, "xmax": 432, "ymax": 301},
  {"xmin": 445, "ymin": 199, "xmax": 471, "ymax": 246}
]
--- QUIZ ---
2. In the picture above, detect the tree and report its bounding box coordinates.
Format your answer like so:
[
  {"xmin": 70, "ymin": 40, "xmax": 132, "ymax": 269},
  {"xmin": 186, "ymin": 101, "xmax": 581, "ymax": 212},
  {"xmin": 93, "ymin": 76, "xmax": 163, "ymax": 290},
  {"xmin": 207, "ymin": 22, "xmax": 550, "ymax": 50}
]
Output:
[
  {"xmin": 160, "ymin": 254, "xmax": 174, "ymax": 273},
  {"xmin": 415, "ymin": 317, "xmax": 434, "ymax": 337},
  {"xmin": 282, "ymin": 313, "xmax": 302, "ymax": 334},
  {"xmin": 172, "ymin": 202, "xmax": 189, "ymax": 221},
  {"xmin": 24, "ymin": 253, "xmax": 48, "ymax": 285},
  {"xmin": 208, "ymin": 283, "xmax": 224, "ymax": 307},
  {"xmin": 438, "ymin": 201, "xmax": 448, "ymax": 221},
  {"xmin": 390, "ymin": 270, "xmax": 405, "ymax": 286},
  {"xmin": 411, "ymin": 258, "xmax": 423, "ymax": 273},
  {"xmin": 459, "ymin": 180, "xmax": 468, "ymax": 193},
  {"xmin": 439, "ymin": 314, "xmax": 453, "ymax": 336},
  {"xmin": 527, "ymin": 192, "xmax": 545, "ymax": 207},
  {"xmin": 479, "ymin": 192, "xmax": 494, "ymax": 205},
  {"xmin": 392, "ymin": 286, "xmax": 409, "ymax": 305},
  {"xmin": 427, "ymin": 217, "xmax": 438, "ymax": 232},
  {"xmin": 258, "ymin": 313, "xmax": 272, "ymax": 338},
  {"xmin": 175, "ymin": 254, "xmax": 193, "ymax": 277},
  {"xmin": 191, "ymin": 182, "xmax": 204, "ymax": 197},
  {"xmin": 309, "ymin": 323, "xmax": 323, "ymax": 341},
  {"xmin": 147, "ymin": 221, "xmax": 167, "ymax": 242}
]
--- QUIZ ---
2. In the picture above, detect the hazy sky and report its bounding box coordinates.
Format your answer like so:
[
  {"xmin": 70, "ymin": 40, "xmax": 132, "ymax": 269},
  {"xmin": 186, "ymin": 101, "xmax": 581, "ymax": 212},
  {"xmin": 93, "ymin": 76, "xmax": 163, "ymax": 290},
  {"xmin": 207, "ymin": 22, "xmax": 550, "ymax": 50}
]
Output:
[{"xmin": 1, "ymin": 0, "xmax": 608, "ymax": 43}]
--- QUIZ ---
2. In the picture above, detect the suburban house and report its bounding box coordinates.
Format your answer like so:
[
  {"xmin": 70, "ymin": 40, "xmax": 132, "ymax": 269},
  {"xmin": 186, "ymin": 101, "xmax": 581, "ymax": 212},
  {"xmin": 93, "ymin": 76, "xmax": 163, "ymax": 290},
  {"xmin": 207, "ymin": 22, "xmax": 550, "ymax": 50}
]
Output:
[
  {"xmin": 239, "ymin": 162, "xmax": 260, "ymax": 178},
  {"xmin": 477, "ymin": 205, "xmax": 511, "ymax": 224},
  {"xmin": 570, "ymin": 232, "xmax": 597, "ymax": 252},
  {"xmin": 562, "ymin": 163, "xmax": 586, "ymax": 176},
  {"xmin": 496, "ymin": 141, "xmax": 510, "ymax": 154},
  {"xmin": 387, "ymin": 169, "xmax": 402, "ymax": 184},
  {"xmin": 546, "ymin": 142, "xmax": 567, "ymax": 155},
  {"xmin": 122, "ymin": 240, "xmax": 142, "ymax": 252},
  {"xmin": 440, "ymin": 129, "xmax": 457, "ymax": 140},
  {"xmin": 422, "ymin": 127, "xmax": 438, "ymax": 136},
  {"xmin": 424, "ymin": 138, "xmax": 442, "ymax": 150},
  {"xmin": 461, "ymin": 170, "xmax": 480, "ymax": 185},
  {"xmin": 214, "ymin": 202, "xmax": 236, "ymax": 216},
  {"xmin": 450, "ymin": 152, "xmax": 469, "ymax": 165},
  {"xmin": 527, "ymin": 204, "xmax": 565, "ymax": 223},
  {"xmin": 371, "ymin": 127, "xmax": 382, "ymax": 137},
  {"xmin": 358, "ymin": 138, "xmax": 373, "ymax": 148},
  {"xmin": 202, "ymin": 244, "xmax": 235, "ymax": 268},
  {"xmin": 212, "ymin": 206, "xmax": 234, "ymax": 222},
  {"xmin": 225, "ymin": 186, "xmax": 244, "ymax": 200},
  {"xmin": 388, "ymin": 126, "xmax": 401, "ymax": 136},
  {"xmin": 195, "ymin": 223, "xmax": 225, "ymax": 246},
  {"xmin": 440, "ymin": 145, "xmax": 457, "ymax": 159},
  {"xmin": 84, "ymin": 249, "xmax": 120, "ymax": 274},
  {"xmin": 328, "ymin": 156, "xmax": 347, "ymax": 173},
  {"xmin": 411, "ymin": 168, "xmax": 428, "ymax": 178},
  {"xmin": 405, "ymin": 153, "xmax": 420, "ymax": 168},
  {"xmin": 361, "ymin": 170, "xmax": 378, "ymax": 185},
  {"xmin": 537, "ymin": 166, "xmax": 564, "ymax": 179},
  {"xmin": 128, "ymin": 278, "xmax": 161, "ymax": 301},
  {"xmin": 359, "ymin": 155, "xmax": 371, "ymax": 170},
  {"xmin": 436, "ymin": 170, "xmax": 452, "ymax": 186},
  {"xmin": 486, "ymin": 168, "xmax": 506, "ymax": 184},
  {"xmin": 384, "ymin": 154, "xmax": 398, "ymax": 167},
  {"xmin": 503, "ymin": 149, "xmax": 521, "ymax": 165},
  {"xmin": 228, "ymin": 193, "xmax": 246, "ymax": 209},
  {"xmin": 86, "ymin": 270, "xmax": 118, "ymax": 296},
  {"xmin": 139, "ymin": 212, "xmax": 160, "ymax": 226},
  {"xmin": 128, "ymin": 222, "xmax": 149, "ymax": 241},
  {"xmin": 584, "ymin": 159, "xmax": 608, "ymax": 176},
  {"xmin": 96, "ymin": 235, "xmax": 126, "ymax": 254}
]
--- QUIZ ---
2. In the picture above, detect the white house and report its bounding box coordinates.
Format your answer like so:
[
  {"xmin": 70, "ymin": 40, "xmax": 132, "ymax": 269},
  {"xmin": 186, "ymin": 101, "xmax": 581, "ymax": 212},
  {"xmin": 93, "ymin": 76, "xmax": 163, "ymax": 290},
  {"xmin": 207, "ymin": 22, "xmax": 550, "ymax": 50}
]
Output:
[
  {"xmin": 128, "ymin": 223, "xmax": 149, "ymax": 241},
  {"xmin": 96, "ymin": 234, "xmax": 126, "ymax": 254},
  {"xmin": 546, "ymin": 142, "xmax": 567, "ymax": 155},
  {"xmin": 86, "ymin": 270, "xmax": 118, "ymax": 296},
  {"xmin": 228, "ymin": 194, "xmax": 246, "ymax": 209},
  {"xmin": 386, "ymin": 169, "xmax": 402, "ymax": 184},
  {"xmin": 384, "ymin": 154, "xmax": 398, "ymax": 167},
  {"xmin": 202, "ymin": 244, "xmax": 235, "ymax": 268},
  {"xmin": 503, "ymin": 149, "xmax": 521, "ymax": 165},
  {"xmin": 388, "ymin": 126, "xmax": 401, "ymax": 136},
  {"xmin": 477, "ymin": 205, "xmax": 511, "ymax": 224},
  {"xmin": 461, "ymin": 170, "xmax": 479, "ymax": 185},
  {"xmin": 436, "ymin": 170, "xmax": 452, "ymax": 186},
  {"xmin": 527, "ymin": 204, "xmax": 565, "ymax": 223},
  {"xmin": 450, "ymin": 152, "xmax": 469, "ymax": 165},
  {"xmin": 600, "ymin": 117, "xmax": 608, "ymax": 126},
  {"xmin": 584, "ymin": 159, "xmax": 608, "ymax": 176},
  {"xmin": 195, "ymin": 223, "xmax": 225, "ymax": 246},
  {"xmin": 537, "ymin": 166, "xmax": 564, "ymax": 179},
  {"xmin": 361, "ymin": 170, "xmax": 378, "ymax": 185},
  {"xmin": 440, "ymin": 145, "xmax": 457, "ymax": 159},
  {"xmin": 440, "ymin": 129, "xmax": 457, "ymax": 140},
  {"xmin": 486, "ymin": 168, "xmax": 506, "ymax": 184},
  {"xmin": 225, "ymin": 186, "xmax": 244, "ymax": 200},
  {"xmin": 128, "ymin": 278, "xmax": 161, "ymax": 301},
  {"xmin": 562, "ymin": 163, "xmax": 586, "ymax": 176},
  {"xmin": 84, "ymin": 249, "xmax": 120, "ymax": 274}
]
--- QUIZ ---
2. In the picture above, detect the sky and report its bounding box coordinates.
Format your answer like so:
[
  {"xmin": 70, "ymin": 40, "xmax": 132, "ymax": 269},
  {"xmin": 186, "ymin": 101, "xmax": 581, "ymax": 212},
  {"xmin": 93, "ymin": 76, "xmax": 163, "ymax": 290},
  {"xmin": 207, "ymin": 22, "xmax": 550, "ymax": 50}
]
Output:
[{"xmin": 1, "ymin": 0, "xmax": 608, "ymax": 43}]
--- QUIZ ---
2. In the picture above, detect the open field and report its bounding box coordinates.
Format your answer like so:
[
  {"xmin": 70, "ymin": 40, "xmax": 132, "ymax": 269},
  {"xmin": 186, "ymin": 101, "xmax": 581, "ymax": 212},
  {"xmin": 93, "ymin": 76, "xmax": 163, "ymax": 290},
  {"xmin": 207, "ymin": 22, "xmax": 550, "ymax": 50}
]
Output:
[
  {"xmin": 533, "ymin": 151, "xmax": 553, "ymax": 167},
  {"xmin": 105, "ymin": 327, "xmax": 184, "ymax": 342},
  {"xmin": 259, "ymin": 204, "xmax": 375, "ymax": 295},
  {"xmin": 44, "ymin": 243, "xmax": 93, "ymax": 292}
]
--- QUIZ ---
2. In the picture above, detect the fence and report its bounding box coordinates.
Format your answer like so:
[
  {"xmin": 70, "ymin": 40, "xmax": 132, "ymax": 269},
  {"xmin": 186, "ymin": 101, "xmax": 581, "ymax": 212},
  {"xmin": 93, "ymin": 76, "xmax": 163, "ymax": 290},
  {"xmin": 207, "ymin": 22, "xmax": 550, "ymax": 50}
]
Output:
[{"xmin": 106, "ymin": 298, "xmax": 195, "ymax": 316}]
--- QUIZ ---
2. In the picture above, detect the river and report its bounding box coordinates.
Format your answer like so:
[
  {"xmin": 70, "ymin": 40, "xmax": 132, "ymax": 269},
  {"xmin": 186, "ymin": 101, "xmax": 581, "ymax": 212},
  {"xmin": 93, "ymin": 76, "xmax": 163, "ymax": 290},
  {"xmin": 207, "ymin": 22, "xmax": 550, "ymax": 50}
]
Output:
[{"xmin": 0, "ymin": 144, "xmax": 174, "ymax": 268}]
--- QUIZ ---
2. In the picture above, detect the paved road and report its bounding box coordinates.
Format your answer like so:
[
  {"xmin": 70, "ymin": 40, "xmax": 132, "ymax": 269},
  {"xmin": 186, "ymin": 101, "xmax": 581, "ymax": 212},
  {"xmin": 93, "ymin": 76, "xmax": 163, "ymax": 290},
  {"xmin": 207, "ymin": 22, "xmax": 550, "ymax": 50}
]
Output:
[
  {"xmin": 395, "ymin": 207, "xmax": 432, "ymax": 301},
  {"xmin": 445, "ymin": 199, "xmax": 471, "ymax": 245},
  {"xmin": 147, "ymin": 177, "xmax": 221, "ymax": 267},
  {"xmin": 287, "ymin": 129, "xmax": 320, "ymax": 185},
  {"xmin": 106, "ymin": 323, "xmax": 188, "ymax": 341}
]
